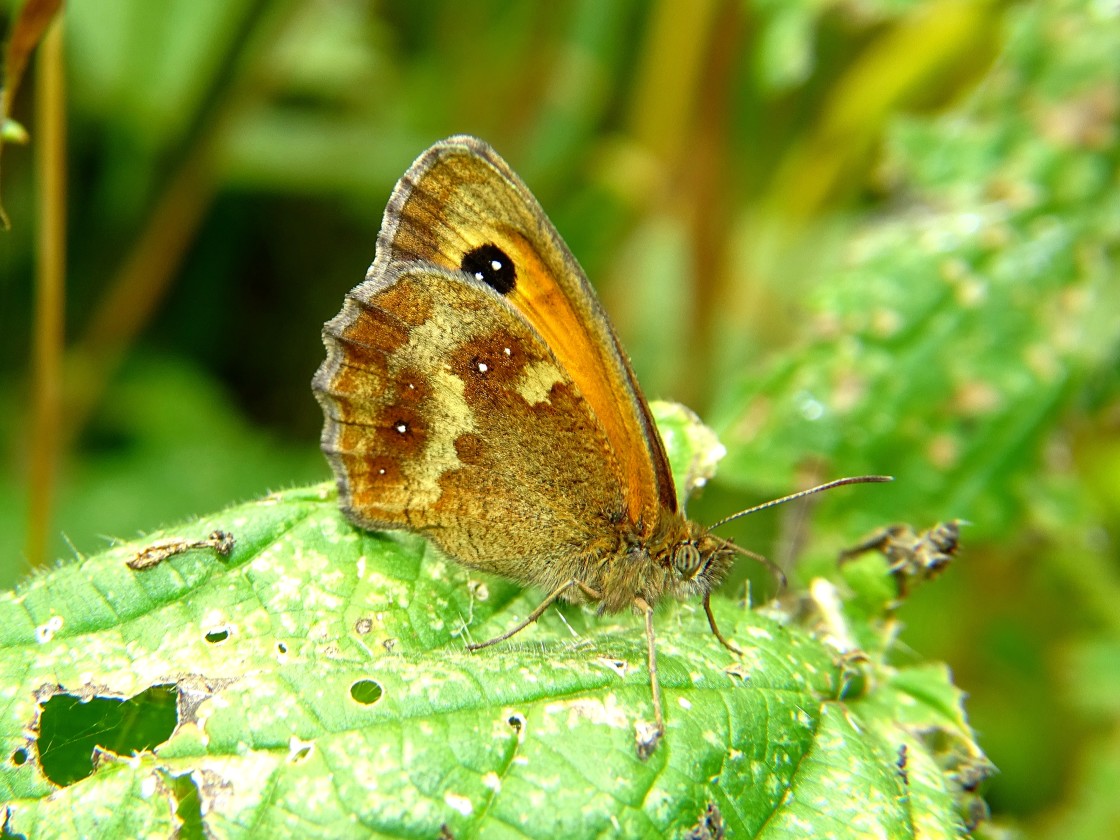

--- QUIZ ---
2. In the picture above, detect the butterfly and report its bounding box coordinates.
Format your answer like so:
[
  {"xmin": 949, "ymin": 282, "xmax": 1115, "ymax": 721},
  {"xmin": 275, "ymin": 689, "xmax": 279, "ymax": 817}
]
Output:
[{"xmin": 312, "ymin": 135, "xmax": 887, "ymax": 756}]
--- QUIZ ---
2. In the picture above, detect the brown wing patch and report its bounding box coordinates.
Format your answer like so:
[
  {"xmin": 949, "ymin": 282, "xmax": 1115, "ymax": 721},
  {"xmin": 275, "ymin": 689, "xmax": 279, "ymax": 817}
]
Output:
[
  {"xmin": 453, "ymin": 432, "xmax": 486, "ymax": 465},
  {"xmin": 448, "ymin": 331, "xmax": 529, "ymax": 398}
]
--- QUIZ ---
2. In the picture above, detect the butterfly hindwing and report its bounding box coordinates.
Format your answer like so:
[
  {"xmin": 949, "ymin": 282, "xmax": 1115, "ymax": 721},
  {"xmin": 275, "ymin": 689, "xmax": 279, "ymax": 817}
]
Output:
[{"xmin": 316, "ymin": 264, "xmax": 628, "ymax": 590}]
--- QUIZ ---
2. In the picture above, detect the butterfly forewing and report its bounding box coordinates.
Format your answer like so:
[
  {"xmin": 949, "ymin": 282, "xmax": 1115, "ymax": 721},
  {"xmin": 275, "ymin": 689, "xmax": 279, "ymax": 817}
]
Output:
[{"xmin": 369, "ymin": 136, "xmax": 677, "ymax": 528}]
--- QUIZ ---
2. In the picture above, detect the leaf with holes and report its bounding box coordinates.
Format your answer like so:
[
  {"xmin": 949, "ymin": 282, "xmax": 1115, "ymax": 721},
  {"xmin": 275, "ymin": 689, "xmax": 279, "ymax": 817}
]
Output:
[{"xmin": 0, "ymin": 408, "xmax": 986, "ymax": 838}]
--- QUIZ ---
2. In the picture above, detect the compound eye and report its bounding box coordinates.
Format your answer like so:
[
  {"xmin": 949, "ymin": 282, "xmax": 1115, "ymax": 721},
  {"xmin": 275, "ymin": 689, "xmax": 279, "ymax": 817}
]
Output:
[{"xmin": 673, "ymin": 544, "xmax": 703, "ymax": 579}]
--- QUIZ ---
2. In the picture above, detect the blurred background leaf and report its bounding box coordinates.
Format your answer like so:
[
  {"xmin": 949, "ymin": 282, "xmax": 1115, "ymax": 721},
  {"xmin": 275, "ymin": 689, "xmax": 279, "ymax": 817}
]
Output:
[{"xmin": 1, "ymin": 0, "xmax": 1117, "ymax": 835}]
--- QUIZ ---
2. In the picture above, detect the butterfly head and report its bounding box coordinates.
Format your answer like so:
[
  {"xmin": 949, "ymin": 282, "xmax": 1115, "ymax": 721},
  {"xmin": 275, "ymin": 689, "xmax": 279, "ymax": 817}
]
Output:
[{"xmin": 650, "ymin": 518, "xmax": 737, "ymax": 603}]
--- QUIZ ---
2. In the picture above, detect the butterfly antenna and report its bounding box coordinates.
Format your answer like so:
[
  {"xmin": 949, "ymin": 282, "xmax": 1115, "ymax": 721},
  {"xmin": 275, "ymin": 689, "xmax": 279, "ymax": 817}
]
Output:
[
  {"xmin": 710, "ymin": 475, "xmax": 893, "ymax": 531},
  {"xmin": 711, "ymin": 535, "xmax": 788, "ymax": 594}
]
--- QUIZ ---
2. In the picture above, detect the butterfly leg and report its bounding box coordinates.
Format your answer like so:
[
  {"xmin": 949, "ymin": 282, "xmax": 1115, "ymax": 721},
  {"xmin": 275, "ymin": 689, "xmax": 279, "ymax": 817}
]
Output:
[
  {"xmin": 466, "ymin": 579, "xmax": 602, "ymax": 651},
  {"xmin": 703, "ymin": 593, "xmax": 744, "ymax": 656},
  {"xmin": 633, "ymin": 596, "xmax": 664, "ymax": 759}
]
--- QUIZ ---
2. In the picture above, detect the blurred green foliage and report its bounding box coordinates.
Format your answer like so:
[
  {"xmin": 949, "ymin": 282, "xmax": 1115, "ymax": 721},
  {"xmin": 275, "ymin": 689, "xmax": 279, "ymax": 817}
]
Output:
[{"xmin": 1, "ymin": 0, "xmax": 1117, "ymax": 836}]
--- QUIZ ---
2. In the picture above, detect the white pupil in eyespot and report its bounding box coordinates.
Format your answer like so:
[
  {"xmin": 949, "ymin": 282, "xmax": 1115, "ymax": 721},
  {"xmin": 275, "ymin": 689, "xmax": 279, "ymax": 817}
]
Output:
[{"xmin": 474, "ymin": 260, "xmax": 503, "ymax": 282}]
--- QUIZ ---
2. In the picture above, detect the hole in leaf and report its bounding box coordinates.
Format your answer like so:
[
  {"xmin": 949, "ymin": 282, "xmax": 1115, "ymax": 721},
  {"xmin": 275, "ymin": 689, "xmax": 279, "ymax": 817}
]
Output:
[
  {"xmin": 1, "ymin": 806, "xmax": 28, "ymax": 839},
  {"xmin": 204, "ymin": 628, "xmax": 230, "ymax": 644},
  {"xmin": 37, "ymin": 684, "xmax": 178, "ymax": 786},
  {"xmin": 349, "ymin": 679, "xmax": 383, "ymax": 705},
  {"xmin": 288, "ymin": 738, "xmax": 313, "ymax": 763},
  {"xmin": 10, "ymin": 748, "xmax": 27, "ymax": 766},
  {"xmin": 166, "ymin": 771, "xmax": 204, "ymax": 840}
]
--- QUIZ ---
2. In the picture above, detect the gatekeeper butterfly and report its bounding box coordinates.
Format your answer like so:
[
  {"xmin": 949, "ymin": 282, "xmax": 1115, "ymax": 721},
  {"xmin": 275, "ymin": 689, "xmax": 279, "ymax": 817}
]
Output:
[{"xmin": 312, "ymin": 135, "xmax": 887, "ymax": 756}]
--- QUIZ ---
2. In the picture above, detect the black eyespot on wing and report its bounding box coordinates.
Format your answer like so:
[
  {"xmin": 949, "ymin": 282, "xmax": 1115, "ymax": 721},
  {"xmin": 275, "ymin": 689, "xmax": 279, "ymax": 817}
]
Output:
[{"xmin": 462, "ymin": 244, "xmax": 516, "ymax": 294}]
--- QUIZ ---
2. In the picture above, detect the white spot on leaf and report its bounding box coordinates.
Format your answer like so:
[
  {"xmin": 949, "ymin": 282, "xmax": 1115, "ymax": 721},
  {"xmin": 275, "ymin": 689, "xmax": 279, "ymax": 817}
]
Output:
[
  {"xmin": 444, "ymin": 792, "xmax": 474, "ymax": 816},
  {"xmin": 35, "ymin": 615, "xmax": 63, "ymax": 644}
]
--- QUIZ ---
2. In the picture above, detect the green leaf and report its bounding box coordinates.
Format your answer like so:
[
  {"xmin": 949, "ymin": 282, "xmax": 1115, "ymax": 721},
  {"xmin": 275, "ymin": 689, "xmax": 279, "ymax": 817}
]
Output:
[
  {"xmin": 1, "ymin": 415, "xmax": 986, "ymax": 838},
  {"xmin": 650, "ymin": 400, "xmax": 726, "ymax": 507}
]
